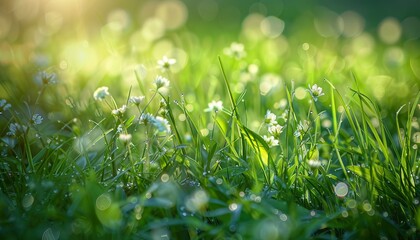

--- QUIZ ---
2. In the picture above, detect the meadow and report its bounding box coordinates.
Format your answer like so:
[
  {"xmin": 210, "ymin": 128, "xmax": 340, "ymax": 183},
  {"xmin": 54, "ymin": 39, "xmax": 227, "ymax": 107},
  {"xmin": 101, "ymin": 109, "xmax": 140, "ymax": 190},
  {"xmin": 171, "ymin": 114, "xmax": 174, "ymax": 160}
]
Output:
[{"xmin": 0, "ymin": 0, "xmax": 420, "ymax": 239}]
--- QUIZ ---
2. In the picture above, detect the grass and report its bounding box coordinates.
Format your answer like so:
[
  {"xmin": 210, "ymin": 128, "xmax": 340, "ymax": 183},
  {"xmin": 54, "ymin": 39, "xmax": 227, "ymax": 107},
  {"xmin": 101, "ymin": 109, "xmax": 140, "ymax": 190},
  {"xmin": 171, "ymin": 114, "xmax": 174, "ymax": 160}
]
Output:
[{"xmin": 1, "ymin": 5, "xmax": 420, "ymax": 239}]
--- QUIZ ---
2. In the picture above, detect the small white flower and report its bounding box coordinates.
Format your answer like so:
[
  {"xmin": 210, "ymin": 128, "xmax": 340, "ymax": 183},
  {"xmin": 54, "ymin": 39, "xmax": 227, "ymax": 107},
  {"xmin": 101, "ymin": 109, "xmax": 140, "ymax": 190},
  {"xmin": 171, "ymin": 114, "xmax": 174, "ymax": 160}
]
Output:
[
  {"xmin": 0, "ymin": 99, "xmax": 11, "ymax": 114},
  {"xmin": 157, "ymin": 56, "xmax": 176, "ymax": 71},
  {"xmin": 263, "ymin": 135, "xmax": 279, "ymax": 147},
  {"xmin": 112, "ymin": 105, "xmax": 127, "ymax": 116},
  {"xmin": 154, "ymin": 76, "xmax": 170, "ymax": 90},
  {"xmin": 264, "ymin": 110, "xmax": 277, "ymax": 126},
  {"xmin": 119, "ymin": 133, "xmax": 132, "ymax": 143},
  {"xmin": 309, "ymin": 84, "xmax": 325, "ymax": 101},
  {"xmin": 31, "ymin": 114, "xmax": 43, "ymax": 125},
  {"xmin": 205, "ymin": 100, "xmax": 223, "ymax": 112},
  {"xmin": 268, "ymin": 124, "xmax": 283, "ymax": 137},
  {"xmin": 129, "ymin": 96, "xmax": 145, "ymax": 106},
  {"xmin": 140, "ymin": 113, "xmax": 154, "ymax": 125},
  {"xmin": 140, "ymin": 113, "xmax": 171, "ymax": 133},
  {"xmin": 155, "ymin": 116, "xmax": 171, "ymax": 133},
  {"xmin": 224, "ymin": 42, "xmax": 246, "ymax": 59},
  {"xmin": 93, "ymin": 86, "xmax": 110, "ymax": 101}
]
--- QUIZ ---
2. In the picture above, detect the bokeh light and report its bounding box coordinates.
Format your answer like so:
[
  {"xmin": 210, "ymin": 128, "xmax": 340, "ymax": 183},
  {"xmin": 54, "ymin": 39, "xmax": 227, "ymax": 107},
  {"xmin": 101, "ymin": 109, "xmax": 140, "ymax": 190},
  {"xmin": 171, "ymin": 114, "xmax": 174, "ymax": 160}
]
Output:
[{"xmin": 378, "ymin": 17, "xmax": 402, "ymax": 44}]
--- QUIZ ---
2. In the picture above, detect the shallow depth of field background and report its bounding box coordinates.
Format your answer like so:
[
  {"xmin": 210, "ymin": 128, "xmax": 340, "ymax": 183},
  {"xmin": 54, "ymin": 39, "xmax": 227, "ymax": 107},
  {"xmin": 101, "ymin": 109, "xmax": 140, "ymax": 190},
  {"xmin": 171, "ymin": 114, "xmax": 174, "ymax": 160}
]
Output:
[{"xmin": 1, "ymin": 0, "xmax": 420, "ymax": 239}]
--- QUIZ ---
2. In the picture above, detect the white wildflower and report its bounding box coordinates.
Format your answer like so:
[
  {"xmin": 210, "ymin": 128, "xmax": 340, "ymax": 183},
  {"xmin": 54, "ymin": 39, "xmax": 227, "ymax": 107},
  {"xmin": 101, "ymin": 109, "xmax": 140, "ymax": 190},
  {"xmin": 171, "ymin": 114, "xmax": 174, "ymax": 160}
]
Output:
[
  {"xmin": 264, "ymin": 110, "xmax": 277, "ymax": 126},
  {"xmin": 223, "ymin": 42, "xmax": 246, "ymax": 59},
  {"xmin": 93, "ymin": 86, "xmax": 110, "ymax": 101},
  {"xmin": 140, "ymin": 113, "xmax": 154, "ymax": 125},
  {"xmin": 129, "ymin": 96, "xmax": 145, "ymax": 106},
  {"xmin": 157, "ymin": 56, "xmax": 176, "ymax": 72},
  {"xmin": 119, "ymin": 133, "xmax": 132, "ymax": 143},
  {"xmin": 155, "ymin": 116, "xmax": 171, "ymax": 133},
  {"xmin": 140, "ymin": 113, "xmax": 171, "ymax": 133},
  {"xmin": 154, "ymin": 76, "xmax": 170, "ymax": 90},
  {"xmin": 263, "ymin": 135, "xmax": 279, "ymax": 147},
  {"xmin": 0, "ymin": 99, "xmax": 11, "ymax": 114},
  {"xmin": 112, "ymin": 105, "xmax": 127, "ymax": 116},
  {"xmin": 31, "ymin": 114, "xmax": 43, "ymax": 125},
  {"xmin": 268, "ymin": 124, "xmax": 283, "ymax": 137},
  {"xmin": 309, "ymin": 84, "xmax": 325, "ymax": 101},
  {"xmin": 205, "ymin": 100, "xmax": 223, "ymax": 112}
]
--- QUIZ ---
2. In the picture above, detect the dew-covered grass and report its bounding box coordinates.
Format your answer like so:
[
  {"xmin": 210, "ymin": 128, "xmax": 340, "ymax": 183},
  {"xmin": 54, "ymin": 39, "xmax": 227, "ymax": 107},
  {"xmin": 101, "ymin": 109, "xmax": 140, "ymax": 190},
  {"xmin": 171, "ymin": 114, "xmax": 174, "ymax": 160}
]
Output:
[{"xmin": 1, "ymin": 1, "xmax": 420, "ymax": 239}]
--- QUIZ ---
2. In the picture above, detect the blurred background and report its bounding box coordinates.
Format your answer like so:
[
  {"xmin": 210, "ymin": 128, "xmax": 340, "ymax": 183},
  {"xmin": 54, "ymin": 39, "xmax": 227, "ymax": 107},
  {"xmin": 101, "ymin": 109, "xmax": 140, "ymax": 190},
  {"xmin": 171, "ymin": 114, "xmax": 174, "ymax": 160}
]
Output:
[{"xmin": 0, "ymin": 0, "xmax": 420, "ymax": 115}]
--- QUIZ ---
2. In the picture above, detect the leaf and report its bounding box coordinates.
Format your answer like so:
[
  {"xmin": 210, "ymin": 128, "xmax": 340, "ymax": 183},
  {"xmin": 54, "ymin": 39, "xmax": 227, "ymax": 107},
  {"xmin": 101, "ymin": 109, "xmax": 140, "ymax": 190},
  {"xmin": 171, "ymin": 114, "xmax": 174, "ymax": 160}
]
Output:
[{"xmin": 239, "ymin": 125, "xmax": 271, "ymax": 166}]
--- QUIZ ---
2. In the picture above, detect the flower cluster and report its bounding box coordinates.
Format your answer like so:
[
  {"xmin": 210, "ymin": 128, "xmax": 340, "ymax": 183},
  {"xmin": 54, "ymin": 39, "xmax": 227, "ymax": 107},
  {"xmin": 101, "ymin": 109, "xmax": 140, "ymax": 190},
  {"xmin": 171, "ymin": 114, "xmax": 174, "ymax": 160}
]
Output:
[
  {"xmin": 129, "ymin": 96, "xmax": 145, "ymax": 106},
  {"xmin": 157, "ymin": 56, "xmax": 176, "ymax": 72},
  {"xmin": 31, "ymin": 114, "xmax": 43, "ymax": 125},
  {"xmin": 309, "ymin": 84, "xmax": 325, "ymax": 101},
  {"xmin": 262, "ymin": 110, "xmax": 283, "ymax": 147},
  {"xmin": 294, "ymin": 120, "xmax": 311, "ymax": 138},
  {"xmin": 205, "ymin": 100, "xmax": 223, "ymax": 112},
  {"xmin": 154, "ymin": 76, "xmax": 170, "ymax": 90},
  {"xmin": 0, "ymin": 99, "xmax": 11, "ymax": 114},
  {"xmin": 112, "ymin": 105, "xmax": 127, "ymax": 116},
  {"xmin": 93, "ymin": 86, "xmax": 110, "ymax": 101},
  {"xmin": 7, "ymin": 123, "xmax": 28, "ymax": 136},
  {"xmin": 140, "ymin": 113, "xmax": 171, "ymax": 133}
]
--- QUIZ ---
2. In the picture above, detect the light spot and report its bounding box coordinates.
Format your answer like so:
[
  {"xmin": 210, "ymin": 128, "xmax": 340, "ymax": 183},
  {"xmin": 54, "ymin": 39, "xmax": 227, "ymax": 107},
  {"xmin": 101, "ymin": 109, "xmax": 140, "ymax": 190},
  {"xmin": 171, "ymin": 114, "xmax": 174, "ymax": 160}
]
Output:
[
  {"xmin": 107, "ymin": 9, "xmax": 130, "ymax": 32},
  {"xmin": 279, "ymin": 213, "xmax": 288, "ymax": 221},
  {"xmin": 155, "ymin": 0, "xmax": 188, "ymax": 30},
  {"xmin": 141, "ymin": 18, "xmax": 165, "ymax": 41},
  {"xmin": 340, "ymin": 11, "xmax": 365, "ymax": 37},
  {"xmin": 383, "ymin": 47, "xmax": 405, "ymax": 67},
  {"xmin": 229, "ymin": 203, "xmax": 238, "ymax": 211},
  {"xmin": 0, "ymin": 15, "xmax": 11, "ymax": 39},
  {"xmin": 352, "ymin": 33, "xmax": 375, "ymax": 56},
  {"xmin": 314, "ymin": 8, "xmax": 343, "ymax": 37},
  {"xmin": 402, "ymin": 17, "xmax": 420, "ymax": 39},
  {"xmin": 334, "ymin": 182, "xmax": 349, "ymax": 198},
  {"xmin": 294, "ymin": 87, "xmax": 307, "ymax": 100},
  {"xmin": 346, "ymin": 199, "xmax": 357, "ymax": 208},
  {"xmin": 197, "ymin": 0, "xmax": 218, "ymax": 21},
  {"xmin": 185, "ymin": 190, "xmax": 209, "ymax": 212},
  {"xmin": 378, "ymin": 17, "xmax": 402, "ymax": 44},
  {"xmin": 22, "ymin": 194, "xmax": 34, "ymax": 209},
  {"xmin": 260, "ymin": 16, "xmax": 285, "ymax": 38},
  {"xmin": 242, "ymin": 13, "xmax": 265, "ymax": 41},
  {"xmin": 96, "ymin": 194, "xmax": 112, "ymax": 211},
  {"xmin": 362, "ymin": 201, "xmax": 372, "ymax": 212},
  {"xmin": 161, "ymin": 173, "xmax": 170, "ymax": 183},
  {"xmin": 200, "ymin": 128, "xmax": 209, "ymax": 137}
]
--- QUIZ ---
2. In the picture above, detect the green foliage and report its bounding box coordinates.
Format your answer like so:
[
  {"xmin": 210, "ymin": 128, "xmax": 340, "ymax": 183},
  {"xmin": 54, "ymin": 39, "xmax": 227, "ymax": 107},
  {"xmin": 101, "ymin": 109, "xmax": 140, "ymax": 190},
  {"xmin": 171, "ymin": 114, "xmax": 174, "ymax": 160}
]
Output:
[{"xmin": 1, "ymin": 3, "xmax": 420, "ymax": 239}]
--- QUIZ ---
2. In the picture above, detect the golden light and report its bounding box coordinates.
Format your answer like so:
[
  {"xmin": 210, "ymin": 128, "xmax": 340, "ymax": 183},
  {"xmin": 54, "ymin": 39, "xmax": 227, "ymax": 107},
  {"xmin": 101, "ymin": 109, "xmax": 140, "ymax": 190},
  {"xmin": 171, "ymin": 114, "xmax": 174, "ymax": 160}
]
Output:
[
  {"xmin": 241, "ymin": 13, "xmax": 265, "ymax": 41},
  {"xmin": 155, "ymin": 0, "xmax": 188, "ymax": 30}
]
